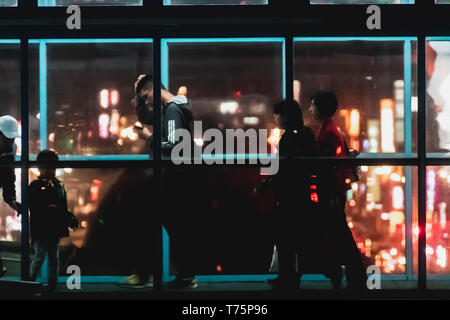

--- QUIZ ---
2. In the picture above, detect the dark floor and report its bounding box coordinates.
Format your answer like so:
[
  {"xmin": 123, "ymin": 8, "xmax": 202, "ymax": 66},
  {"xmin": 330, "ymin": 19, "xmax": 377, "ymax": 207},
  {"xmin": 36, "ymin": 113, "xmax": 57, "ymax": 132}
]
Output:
[
  {"xmin": 2, "ymin": 278, "xmax": 450, "ymax": 300},
  {"xmin": 2, "ymin": 250, "xmax": 450, "ymax": 299}
]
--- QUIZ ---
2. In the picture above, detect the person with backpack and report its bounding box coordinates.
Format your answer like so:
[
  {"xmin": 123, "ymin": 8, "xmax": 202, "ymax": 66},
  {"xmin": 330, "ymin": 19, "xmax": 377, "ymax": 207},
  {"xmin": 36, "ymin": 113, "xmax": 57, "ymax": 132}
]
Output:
[
  {"xmin": 308, "ymin": 90, "xmax": 367, "ymax": 290},
  {"xmin": 29, "ymin": 149, "xmax": 79, "ymax": 294}
]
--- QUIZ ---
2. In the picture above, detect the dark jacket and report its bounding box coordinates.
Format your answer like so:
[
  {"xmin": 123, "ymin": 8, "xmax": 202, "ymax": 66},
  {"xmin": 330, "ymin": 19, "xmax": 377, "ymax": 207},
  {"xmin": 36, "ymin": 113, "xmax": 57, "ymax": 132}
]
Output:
[
  {"xmin": 317, "ymin": 118, "xmax": 352, "ymax": 195},
  {"xmin": 29, "ymin": 177, "xmax": 71, "ymax": 242},
  {"xmin": 136, "ymin": 95, "xmax": 194, "ymax": 157},
  {"xmin": 276, "ymin": 127, "xmax": 318, "ymax": 205},
  {"xmin": 259, "ymin": 126, "xmax": 317, "ymax": 207},
  {"xmin": 0, "ymin": 148, "xmax": 17, "ymax": 207}
]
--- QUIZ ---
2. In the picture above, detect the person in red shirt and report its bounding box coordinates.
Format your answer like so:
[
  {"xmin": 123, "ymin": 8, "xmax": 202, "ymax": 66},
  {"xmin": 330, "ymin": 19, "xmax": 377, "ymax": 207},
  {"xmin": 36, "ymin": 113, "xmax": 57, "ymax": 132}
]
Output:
[{"xmin": 309, "ymin": 91, "xmax": 367, "ymax": 290}]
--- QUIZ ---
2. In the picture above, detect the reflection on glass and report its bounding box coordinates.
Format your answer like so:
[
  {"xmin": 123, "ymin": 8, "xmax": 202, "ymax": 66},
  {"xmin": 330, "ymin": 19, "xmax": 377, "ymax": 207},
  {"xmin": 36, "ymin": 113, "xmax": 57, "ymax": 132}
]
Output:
[
  {"xmin": 27, "ymin": 167, "xmax": 154, "ymax": 276},
  {"xmin": 426, "ymin": 166, "xmax": 450, "ymax": 274},
  {"xmin": 36, "ymin": 41, "xmax": 152, "ymax": 156},
  {"xmin": 0, "ymin": 168, "xmax": 21, "ymax": 242},
  {"xmin": 165, "ymin": 40, "xmax": 283, "ymax": 155},
  {"xmin": 427, "ymin": 40, "xmax": 450, "ymax": 153},
  {"xmin": 310, "ymin": 0, "xmax": 413, "ymax": 3},
  {"xmin": 347, "ymin": 166, "xmax": 415, "ymax": 274},
  {"xmin": 38, "ymin": 0, "xmax": 142, "ymax": 6},
  {"xmin": 165, "ymin": 0, "xmax": 267, "ymax": 4},
  {"xmin": 29, "ymin": 43, "xmax": 41, "ymax": 156},
  {"xmin": 294, "ymin": 40, "xmax": 416, "ymax": 154},
  {"xmin": 436, "ymin": 0, "xmax": 450, "ymax": 3},
  {"xmin": 162, "ymin": 166, "xmax": 413, "ymax": 276}
]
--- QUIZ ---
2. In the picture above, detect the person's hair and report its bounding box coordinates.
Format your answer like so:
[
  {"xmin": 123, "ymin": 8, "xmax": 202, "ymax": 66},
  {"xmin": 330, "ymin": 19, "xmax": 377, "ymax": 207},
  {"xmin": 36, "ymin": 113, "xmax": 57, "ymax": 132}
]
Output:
[
  {"xmin": 37, "ymin": 149, "xmax": 59, "ymax": 162},
  {"xmin": 135, "ymin": 74, "xmax": 166, "ymax": 95},
  {"xmin": 273, "ymin": 99, "xmax": 304, "ymax": 130},
  {"xmin": 310, "ymin": 90, "xmax": 339, "ymax": 118}
]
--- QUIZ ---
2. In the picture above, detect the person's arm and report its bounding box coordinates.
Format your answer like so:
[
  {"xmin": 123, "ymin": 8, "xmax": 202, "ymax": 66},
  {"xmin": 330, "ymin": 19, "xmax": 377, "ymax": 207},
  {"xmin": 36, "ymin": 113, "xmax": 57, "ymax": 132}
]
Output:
[
  {"xmin": 163, "ymin": 103, "xmax": 185, "ymax": 151},
  {"xmin": 165, "ymin": 103, "xmax": 184, "ymax": 139}
]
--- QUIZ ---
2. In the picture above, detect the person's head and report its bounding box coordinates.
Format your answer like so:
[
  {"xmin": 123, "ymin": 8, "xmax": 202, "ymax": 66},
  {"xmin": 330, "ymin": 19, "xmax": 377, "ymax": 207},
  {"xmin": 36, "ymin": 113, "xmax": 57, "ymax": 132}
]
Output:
[
  {"xmin": 134, "ymin": 74, "xmax": 168, "ymax": 108},
  {"xmin": 309, "ymin": 90, "xmax": 339, "ymax": 121},
  {"xmin": 0, "ymin": 115, "xmax": 20, "ymax": 154},
  {"xmin": 273, "ymin": 99, "xmax": 304, "ymax": 131},
  {"xmin": 37, "ymin": 149, "xmax": 59, "ymax": 178}
]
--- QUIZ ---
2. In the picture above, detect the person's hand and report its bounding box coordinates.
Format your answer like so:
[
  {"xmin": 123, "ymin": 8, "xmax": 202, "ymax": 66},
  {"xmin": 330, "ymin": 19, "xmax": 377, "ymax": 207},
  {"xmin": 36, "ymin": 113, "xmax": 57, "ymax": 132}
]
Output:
[{"xmin": 6, "ymin": 201, "xmax": 21, "ymax": 216}]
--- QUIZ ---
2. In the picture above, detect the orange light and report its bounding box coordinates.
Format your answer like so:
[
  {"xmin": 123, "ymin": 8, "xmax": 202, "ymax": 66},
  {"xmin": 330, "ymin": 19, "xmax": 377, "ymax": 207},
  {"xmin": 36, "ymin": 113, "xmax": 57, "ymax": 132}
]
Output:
[
  {"xmin": 90, "ymin": 179, "xmax": 102, "ymax": 202},
  {"xmin": 216, "ymin": 265, "xmax": 222, "ymax": 272},
  {"xmin": 352, "ymin": 140, "xmax": 360, "ymax": 152},
  {"xmin": 349, "ymin": 109, "xmax": 360, "ymax": 137},
  {"xmin": 109, "ymin": 110, "xmax": 120, "ymax": 136},
  {"xmin": 381, "ymin": 98, "xmax": 394, "ymax": 110}
]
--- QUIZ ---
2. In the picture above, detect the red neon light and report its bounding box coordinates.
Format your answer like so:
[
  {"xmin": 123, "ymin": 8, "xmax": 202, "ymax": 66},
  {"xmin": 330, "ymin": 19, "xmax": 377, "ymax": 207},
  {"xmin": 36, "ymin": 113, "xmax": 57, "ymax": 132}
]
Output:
[
  {"xmin": 336, "ymin": 146, "xmax": 342, "ymax": 155},
  {"xmin": 310, "ymin": 192, "xmax": 319, "ymax": 203}
]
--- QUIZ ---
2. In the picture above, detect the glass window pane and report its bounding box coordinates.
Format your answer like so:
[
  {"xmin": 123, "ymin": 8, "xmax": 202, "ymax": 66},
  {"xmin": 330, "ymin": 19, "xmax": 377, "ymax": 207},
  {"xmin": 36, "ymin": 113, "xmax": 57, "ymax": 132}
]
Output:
[
  {"xmin": 0, "ymin": 169, "xmax": 21, "ymax": 243},
  {"xmin": 294, "ymin": 39, "xmax": 417, "ymax": 155},
  {"xmin": 29, "ymin": 43, "xmax": 41, "ymax": 156},
  {"xmin": 164, "ymin": 0, "xmax": 267, "ymax": 4},
  {"xmin": 0, "ymin": 0, "xmax": 17, "ymax": 6},
  {"xmin": 310, "ymin": 0, "xmax": 414, "ymax": 3},
  {"xmin": 38, "ymin": 0, "xmax": 142, "ymax": 6},
  {"xmin": 163, "ymin": 166, "xmax": 416, "ymax": 288},
  {"xmin": 426, "ymin": 40, "xmax": 450, "ymax": 154},
  {"xmin": 436, "ymin": 0, "xmax": 450, "ymax": 3},
  {"xmin": 30, "ymin": 40, "xmax": 153, "ymax": 157},
  {"xmin": 0, "ymin": 41, "xmax": 21, "ymax": 250}
]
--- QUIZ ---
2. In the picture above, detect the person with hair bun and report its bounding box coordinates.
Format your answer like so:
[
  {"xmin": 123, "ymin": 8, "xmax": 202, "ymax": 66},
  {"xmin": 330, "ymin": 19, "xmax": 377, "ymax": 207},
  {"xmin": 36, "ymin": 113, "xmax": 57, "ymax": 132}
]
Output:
[{"xmin": 309, "ymin": 90, "xmax": 367, "ymax": 290}]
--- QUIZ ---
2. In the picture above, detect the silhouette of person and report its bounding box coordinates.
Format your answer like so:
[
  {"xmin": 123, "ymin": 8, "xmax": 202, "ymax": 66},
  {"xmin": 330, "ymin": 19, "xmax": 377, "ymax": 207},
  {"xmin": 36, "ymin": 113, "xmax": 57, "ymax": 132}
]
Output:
[
  {"xmin": 308, "ymin": 90, "xmax": 367, "ymax": 290},
  {"xmin": 29, "ymin": 150, "xmax": 79, "ymax": 294},
  {"xmin": 123, "ymin": 74, "xmax": 198, "ymax": 289}
]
